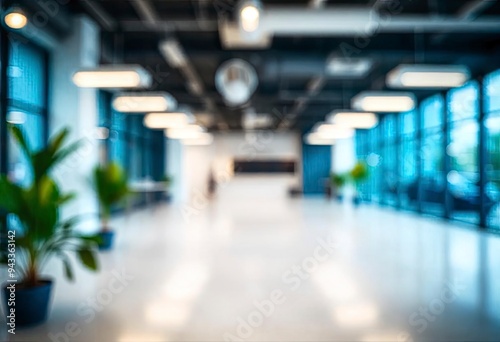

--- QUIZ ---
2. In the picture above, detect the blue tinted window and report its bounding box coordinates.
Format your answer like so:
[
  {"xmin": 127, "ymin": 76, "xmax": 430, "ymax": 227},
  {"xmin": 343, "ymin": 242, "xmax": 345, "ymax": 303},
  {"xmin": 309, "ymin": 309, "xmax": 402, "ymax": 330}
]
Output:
[
  {"xmin": 485, "ymin": 70, "xmax": 500, "ymax": 230},
  {"xmin": 8, "ymin": 42, "xmax": 46, "ymax": 109},
  {"xmin": 448, "ymin": 81, "xmax": 479, "ymax": 121},
  {"xmin": 422, "ymin": 94, "xmax": 444, "ymax": 129},
  {"xmin": 485, "ymin": 70, "xmax": 500, "ymax": 113},
  {"xmin": 7, "ymin": 41, "xmax": 47, "ymax": 185}
]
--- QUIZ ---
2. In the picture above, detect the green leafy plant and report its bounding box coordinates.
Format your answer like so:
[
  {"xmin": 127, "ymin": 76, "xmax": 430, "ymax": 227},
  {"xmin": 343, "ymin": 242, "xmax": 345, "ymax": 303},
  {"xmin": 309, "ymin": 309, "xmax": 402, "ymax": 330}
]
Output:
[
  {"xmin": 349, "ymin": 161, "xmax": 369, "ymax": 186},
  {"xmin": 93, "ymin": 162, "xmax": 130, "ymax": 231},
  {"xmin": 0, "ymin": 126, "xmax": 99, "ymax": 287},
  {"xmin": 330, "ymin": 173, "xmax": 347, "ymax": 188},
  {"xmin": 161, "ymin": 174, "xmax": 173, "ymax": 186}
]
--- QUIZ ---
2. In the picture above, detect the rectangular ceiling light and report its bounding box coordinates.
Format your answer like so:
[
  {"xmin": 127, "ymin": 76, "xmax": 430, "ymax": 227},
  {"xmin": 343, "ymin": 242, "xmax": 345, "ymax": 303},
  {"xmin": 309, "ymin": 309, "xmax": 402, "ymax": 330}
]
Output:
[
  {"xmin": 326, "ymin": 57, "xmax": 373, "ymax": 78},
  {"xmin": 327, "ymin": 111, "xmax": 378, "ymax": 129},
  {"xmin": 159, "ymin": 39, "xmax": 188, "ymax": 68},
  {"xmin": 386, "ymin": 64, "xmax": 470, "ymax": 88},
  {"xmin": 242, "ymin": 110, "xmax": 273, "ymax": 130},
  {"xmin": 304, "ymin": 133, "xmax": 336, "ymax": 145},
  {"xmin": 313, "ymin": 123, "xmax": 355, "ymax": 139},
  {"xmin": 112, "ymin": 92, "xmax": 177, "ymax": 113},
  {"xmin": 181, "ymin": 133, "xmax": 214, "ymax": 146},
  {"xmin": 352, "ymin": 91, "xmax": 416, "ymax": 113},
  {"xmin": 143, "ymin": 113, "xmax": 194, "ymax": 129},
  {"xmin": 72, "ymin": 65, "xmax": 152, "ymax": 88},
  {"xmin": 165, "ymin": 125, "xmax": 206, "ymax": 139}
]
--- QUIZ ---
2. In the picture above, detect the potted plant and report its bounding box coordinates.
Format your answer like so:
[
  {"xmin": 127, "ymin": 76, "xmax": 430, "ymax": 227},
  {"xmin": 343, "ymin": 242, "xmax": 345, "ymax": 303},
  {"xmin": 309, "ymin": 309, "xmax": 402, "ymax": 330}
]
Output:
[
  {"xmin": 93, "ymin": 162, "xmax": 130, "ymax": 251},
  {"xmin": 0, "ymin": 126, "xmax": 99, "ymax": 327},
  {"xmin": 330, "ymin": 173, "xmax": 347, "ymax": 201},
  {"xmin": 161, "ymin": 174, "xmax": 173, "ymax": 186},
  {"xmin": 161, "ymin": 175, "xmax": 173, "ymax": 202},
  {"xmin": 349, "ymin": 161, "xmax": 369, "ymax": 206}
]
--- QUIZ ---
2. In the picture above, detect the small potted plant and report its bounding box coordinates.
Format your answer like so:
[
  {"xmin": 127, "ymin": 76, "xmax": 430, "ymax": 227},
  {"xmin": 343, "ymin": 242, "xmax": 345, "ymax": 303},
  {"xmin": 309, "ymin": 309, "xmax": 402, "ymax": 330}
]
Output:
[
  {"xmin": 349, "ymin": 161, "xmax": 369, "ymax": 206},
  {"xmin": 161, "ymin": 175, "xmax": 173, "ymax": 201},
  {"xmin": 330, "ymin": 173, "xmax": 347, "ymax": 201},
  {"xmin": 0, "ymin": 126, "xmax": 99, "ymax": 327},
  {"xmin": 93, "ymin": 162, "xmax": 129, "ymax": 251}
]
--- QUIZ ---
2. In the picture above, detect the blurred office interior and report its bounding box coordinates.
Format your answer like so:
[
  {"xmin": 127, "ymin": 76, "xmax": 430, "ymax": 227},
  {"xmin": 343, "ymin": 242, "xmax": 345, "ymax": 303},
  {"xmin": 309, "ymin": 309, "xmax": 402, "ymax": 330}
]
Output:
[{"xmin": 0, "ymin": 0, "xmax": 500, "ymax": 341}]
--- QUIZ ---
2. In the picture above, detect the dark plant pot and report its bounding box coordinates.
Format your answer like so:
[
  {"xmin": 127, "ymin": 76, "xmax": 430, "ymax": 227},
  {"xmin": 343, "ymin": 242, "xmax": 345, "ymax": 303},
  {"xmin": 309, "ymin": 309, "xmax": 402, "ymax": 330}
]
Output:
[
  {"xmin": 353, "ymin": 196, "xmax": 362, "ymax": 206},
  {"xmin": 2, "ymin": 280, "xmax": 53, "ymax": 327},
  {"xmin": 98, "ymin": 230, "xmax": 115, "ymax": 251}
]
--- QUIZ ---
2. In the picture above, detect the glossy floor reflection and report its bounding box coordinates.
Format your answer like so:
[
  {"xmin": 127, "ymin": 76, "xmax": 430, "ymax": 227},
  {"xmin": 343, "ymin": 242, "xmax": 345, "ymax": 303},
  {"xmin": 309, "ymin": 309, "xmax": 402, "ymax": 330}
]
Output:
[{"xmin": 3, "ymin": 176, "xmax": 500, "ymax": 341}]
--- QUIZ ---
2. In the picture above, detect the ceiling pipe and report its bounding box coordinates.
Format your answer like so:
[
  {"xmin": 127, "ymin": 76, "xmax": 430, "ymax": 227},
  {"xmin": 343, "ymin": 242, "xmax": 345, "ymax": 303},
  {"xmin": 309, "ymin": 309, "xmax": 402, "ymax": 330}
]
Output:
[
  {"xmin": 260, "ymin": 8, "xmax": 500, "ymax": 35},
  {"xmin": 80, "ymin": 0, "xmax": 117, "ymax": 31},
  {"xmin": 432, "ymin": 0, "xmax": 496, "ymax": 44},
  {"xmin": 118, "ymin": 7, "xmax": 500, "ymax": 34},
  {"xmin": 381, "ymin": 16, "xmax": 500, "ymax": 33},
  {"xmin": 261, "ymin": 7, "xmax": 378, "ymax": 36},
  {"xmin": 129, "ymin": 0, "xmax": 160, "ymax": 24}
]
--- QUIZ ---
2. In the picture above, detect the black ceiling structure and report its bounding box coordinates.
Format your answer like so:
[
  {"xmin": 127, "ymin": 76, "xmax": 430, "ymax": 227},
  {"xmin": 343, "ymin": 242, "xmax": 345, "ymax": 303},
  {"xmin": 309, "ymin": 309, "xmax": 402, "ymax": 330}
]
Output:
[{"xmin": 66, "ymin": 0, "xmax": 500, "ymax": 132}]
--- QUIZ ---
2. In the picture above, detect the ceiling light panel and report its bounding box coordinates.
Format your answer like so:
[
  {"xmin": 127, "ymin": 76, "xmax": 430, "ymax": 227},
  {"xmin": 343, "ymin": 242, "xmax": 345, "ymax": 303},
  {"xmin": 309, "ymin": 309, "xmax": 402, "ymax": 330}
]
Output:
[
  {"xmin": 314, "ymin": 123, "xmax": 355, "ymax": 140},
  {"xmin": 352, "ymin": 91, "xmax": 416, "ymax": 113},
  {"xmin": 326, "ymin": 57, "xmax": 373, "ymax": 78},
  {"xmin": 143, "ymin": 113, "xmax": 194, "ymax": 129},
  {"xmin": 304, "ymin": 133, "xmax": 336, "ymax": 145},
  {"xmin": 165, "ymin": 125, "xmax": 206, "ymax": 139},
  {"xmin": 182, "ymin": 133, "xmax": 214, "ymax": 146},
  {"xmin": 327, "ymin": 111, "xmax": 378, "ymax": 129},
  {"xmin": 386, "ymin": 64, "xmax": 470, "ymax": 88},
  {"xmin": 112, "ymin": 92, "xmax": 177, "ymax": 113},
  {"xmin": 73, "ymin": 65, "xmax": 152, "ymax": 88}
]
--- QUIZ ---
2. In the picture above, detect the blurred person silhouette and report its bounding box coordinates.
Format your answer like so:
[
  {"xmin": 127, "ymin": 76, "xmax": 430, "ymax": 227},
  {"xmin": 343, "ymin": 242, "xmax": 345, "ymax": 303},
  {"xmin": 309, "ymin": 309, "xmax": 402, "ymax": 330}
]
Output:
[{"xmin": 208, "ymin": 169, "xmax": 217, "ymax": 199}]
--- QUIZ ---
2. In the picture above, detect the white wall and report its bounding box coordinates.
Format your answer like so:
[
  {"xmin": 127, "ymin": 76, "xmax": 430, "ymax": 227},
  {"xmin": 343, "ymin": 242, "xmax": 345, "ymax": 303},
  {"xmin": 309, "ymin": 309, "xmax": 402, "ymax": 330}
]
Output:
[
  {"xmin": 49, "ymin": 16, "xmax": 100, "ymax": 233},
  {"xmin": 166, "ymin": 139, "xmax": 189, "ymax": 203},
  {"xmin": 166, "ymin": 131, "xmax": 302, "ymax": 203},
  {"xmin": 332, "ymin": 137, "xmax": 356, "ymax": 173}
]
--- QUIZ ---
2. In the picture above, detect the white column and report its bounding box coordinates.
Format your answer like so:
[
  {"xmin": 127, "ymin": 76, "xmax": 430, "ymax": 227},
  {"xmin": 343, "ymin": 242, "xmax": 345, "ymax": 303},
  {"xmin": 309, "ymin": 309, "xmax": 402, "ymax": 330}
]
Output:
[
  {"xmin": 49, "ymin": 16, "xmax": 100, "ymax": 233},
  {"xmin": 166, "ymin": 138, "xmax": 187, "ymax": 203},
  {"xmin": 332, "ymin": 137, "xmax": 357, "ymax": 197}
]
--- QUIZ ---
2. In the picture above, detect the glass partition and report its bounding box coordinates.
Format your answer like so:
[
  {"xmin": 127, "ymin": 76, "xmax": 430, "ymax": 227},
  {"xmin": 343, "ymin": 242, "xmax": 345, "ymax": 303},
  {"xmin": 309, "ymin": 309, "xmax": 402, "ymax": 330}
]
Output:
[
  {"xmin": 7, "ymin": 40, "xmax": 47, "ymax": 187},
  {"xmin": 447, "ymin": 82, "xmax": 480, "ymax": 225},
  {"xmin": 420, "ymin": 95, "xmax": 445, "ymax": 217},
  {"xmin": 400, "ymin": 110, "xmax": 418, "ymax": 211},
  {"xmin": 485, "ymin": 71, "xmax": 500, "ymax": 230}
]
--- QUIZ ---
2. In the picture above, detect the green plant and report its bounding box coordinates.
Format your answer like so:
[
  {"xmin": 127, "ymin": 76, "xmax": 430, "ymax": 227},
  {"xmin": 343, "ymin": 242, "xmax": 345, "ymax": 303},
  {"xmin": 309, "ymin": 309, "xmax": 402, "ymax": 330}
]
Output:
[
  {"xmin": 330, "ymin": 173, "xmax": 347, "ymax": 188},
  {"xmin": 350, "ymin": 161, "xmax": 369, "ymax": 186},
  {"xmin": 93, "ymin": 162, "xmax": 129, "ymax": 231},
  {"xmin": 0, "ymin": 126, "xmax": 99, "ymax": 287},
  {"xmin": 162, "ymin": 174, "xmax": 173, "ymax": 186}
]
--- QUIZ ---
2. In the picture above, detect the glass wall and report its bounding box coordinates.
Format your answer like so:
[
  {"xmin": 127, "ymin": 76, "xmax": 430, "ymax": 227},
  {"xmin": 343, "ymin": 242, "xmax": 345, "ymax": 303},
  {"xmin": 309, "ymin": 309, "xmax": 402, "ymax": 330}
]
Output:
[
  {"xmin": 485, "ymin": 71, "xmax": 500, "ymax": 231},
  {"xmin": 420, "ymin": 95, "xmax": 446, "ymax": 217},
  {"xmin": 355, "ymin": 69, "xmax": 500, "ymax": 231},
  {"xmin": 382, "ymin": 114, "xmax": 398, "ymax": 206},
  {"xmin": 399, "ymin": 110, "xmax": 418, "ymax": 211},
  {"xmin": 355, "ymin": 130, "xmax": 371, "ymax": 201},
  {"xmin": 7, "ymin": 39, "xmax": 47, "ymax": 187},
  {"xmin": 448, "ymin": 82, "xmax": 480, "ymax": 224},
  {"xmin": 368, "ymin": 126, "xmax": 382, "ymax": 203},
  {"xmin": 99, "ymin": 91, "xmax": 165, "ymax": 182}
]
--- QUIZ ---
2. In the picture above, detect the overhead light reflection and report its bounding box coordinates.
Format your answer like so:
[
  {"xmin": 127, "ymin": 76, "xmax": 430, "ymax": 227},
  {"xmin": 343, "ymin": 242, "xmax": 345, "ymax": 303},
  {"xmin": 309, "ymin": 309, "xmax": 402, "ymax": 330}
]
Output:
[
  {"xmin": 4, "ymin": 7, "xmax": 27, "ymax": 29},
  {"xmin": 239, "ymin": 0, "xmax": 261, "ymax": 33},
  {"xmin": 333, "ymin": 302, "xmax": 379, "ymax": 327}
]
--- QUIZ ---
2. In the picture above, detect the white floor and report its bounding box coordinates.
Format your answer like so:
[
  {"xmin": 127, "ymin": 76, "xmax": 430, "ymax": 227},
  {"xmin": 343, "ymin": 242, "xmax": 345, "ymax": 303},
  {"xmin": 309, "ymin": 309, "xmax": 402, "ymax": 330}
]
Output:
[{"xmin": 3, "ymin": 176, "xmax": 500, "ymax": 341}]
